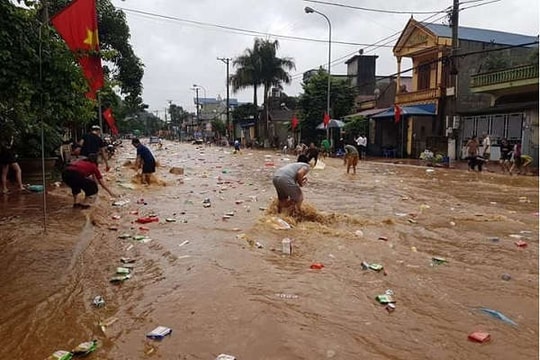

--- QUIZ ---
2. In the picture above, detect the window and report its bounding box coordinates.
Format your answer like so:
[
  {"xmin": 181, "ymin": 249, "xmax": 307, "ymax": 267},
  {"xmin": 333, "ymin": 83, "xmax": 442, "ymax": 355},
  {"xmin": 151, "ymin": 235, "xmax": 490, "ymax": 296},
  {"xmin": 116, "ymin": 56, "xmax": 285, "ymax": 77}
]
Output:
[{"xmin": 417, "ymin": 63, "xmax": 431, "ymax": 90}]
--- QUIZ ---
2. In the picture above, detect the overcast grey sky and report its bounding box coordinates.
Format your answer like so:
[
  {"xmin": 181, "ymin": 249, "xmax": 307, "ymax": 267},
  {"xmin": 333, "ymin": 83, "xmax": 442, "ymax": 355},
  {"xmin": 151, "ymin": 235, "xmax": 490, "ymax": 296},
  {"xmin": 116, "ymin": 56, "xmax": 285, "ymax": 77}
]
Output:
[{"xmin": 110, "ymin": 0, "xmax": 539, "ymax": 117}]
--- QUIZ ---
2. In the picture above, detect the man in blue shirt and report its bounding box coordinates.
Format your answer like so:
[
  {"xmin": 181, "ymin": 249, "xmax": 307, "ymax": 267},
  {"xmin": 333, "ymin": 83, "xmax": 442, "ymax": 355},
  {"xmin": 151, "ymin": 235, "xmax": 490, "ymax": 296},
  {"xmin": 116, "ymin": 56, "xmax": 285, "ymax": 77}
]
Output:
[{"xmin": 132, "ymin": 138, "xmax": 156, "ymax": 185}]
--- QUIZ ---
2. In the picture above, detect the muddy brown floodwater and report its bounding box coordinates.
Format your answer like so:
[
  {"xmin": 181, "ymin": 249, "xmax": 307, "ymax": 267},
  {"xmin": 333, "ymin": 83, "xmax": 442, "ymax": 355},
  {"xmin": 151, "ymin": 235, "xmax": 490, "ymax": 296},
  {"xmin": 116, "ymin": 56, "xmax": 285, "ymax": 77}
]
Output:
[{"xmin": 0, "ymin": 140, "xmax": 538, "ymax": 360}]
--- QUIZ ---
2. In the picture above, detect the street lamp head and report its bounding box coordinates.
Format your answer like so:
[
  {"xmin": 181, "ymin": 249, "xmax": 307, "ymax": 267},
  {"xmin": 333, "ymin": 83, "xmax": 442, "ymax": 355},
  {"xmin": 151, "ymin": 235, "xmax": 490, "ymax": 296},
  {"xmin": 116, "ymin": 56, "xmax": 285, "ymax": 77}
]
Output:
[{"xmin": 304, "ymin": 6, "xmax": 314, "ymax": 13}]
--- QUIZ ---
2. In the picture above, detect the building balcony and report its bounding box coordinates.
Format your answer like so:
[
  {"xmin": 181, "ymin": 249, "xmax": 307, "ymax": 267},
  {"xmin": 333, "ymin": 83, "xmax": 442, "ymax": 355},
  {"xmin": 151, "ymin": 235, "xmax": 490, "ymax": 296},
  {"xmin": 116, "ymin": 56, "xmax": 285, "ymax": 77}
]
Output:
[
  {"xmin": 396, "ymin": 87, "xmax": 442, "ymax": 105},
  {"xmin": 470, "ymin": 64, "xmax": 539, "ymax": 94}
]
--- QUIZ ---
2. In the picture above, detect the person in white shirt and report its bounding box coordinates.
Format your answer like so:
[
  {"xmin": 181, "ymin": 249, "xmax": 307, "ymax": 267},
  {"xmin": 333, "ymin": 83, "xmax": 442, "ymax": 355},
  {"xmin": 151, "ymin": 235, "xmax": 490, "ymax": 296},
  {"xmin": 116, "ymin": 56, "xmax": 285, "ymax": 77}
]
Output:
[
  {"xmin": 355, "ymin": 134, "xmax": 367, "ymax": 159},
  {"xmin": 482, "ymin": 133, "xmax": 491, "ymax": 171}
]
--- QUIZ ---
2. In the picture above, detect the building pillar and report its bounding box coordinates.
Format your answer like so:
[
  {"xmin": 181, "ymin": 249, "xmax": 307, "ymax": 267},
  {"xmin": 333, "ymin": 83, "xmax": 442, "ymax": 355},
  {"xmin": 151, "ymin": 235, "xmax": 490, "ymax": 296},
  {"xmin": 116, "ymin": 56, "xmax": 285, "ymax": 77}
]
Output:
[{"xmin": 396, "ymin": 56, "xmax": 402, "ymax": 95}]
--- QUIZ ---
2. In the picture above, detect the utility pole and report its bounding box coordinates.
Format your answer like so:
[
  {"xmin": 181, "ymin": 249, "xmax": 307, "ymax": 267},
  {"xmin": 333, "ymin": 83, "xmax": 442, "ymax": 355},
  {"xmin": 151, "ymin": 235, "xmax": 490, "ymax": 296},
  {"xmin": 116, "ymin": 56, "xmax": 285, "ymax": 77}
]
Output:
[
  {"xmin": 218, "ymin": 57, "xmax": 231, "ymax": 141},
  {"xmin": 448, "ymin": 0, "xmax": 460, "ymax": 160}
]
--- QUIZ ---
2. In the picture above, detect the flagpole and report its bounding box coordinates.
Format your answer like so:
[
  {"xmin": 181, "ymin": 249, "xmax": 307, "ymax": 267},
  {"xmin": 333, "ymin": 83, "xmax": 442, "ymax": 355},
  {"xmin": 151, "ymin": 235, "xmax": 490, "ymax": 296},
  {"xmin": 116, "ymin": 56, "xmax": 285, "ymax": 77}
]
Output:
[
  {"xmin": 98, "ymin": 91, "xmax": 103, "ymax": 131},
  {"xmin": 38, "ymin": 0, "xmax": 49, "ymax": 234}
]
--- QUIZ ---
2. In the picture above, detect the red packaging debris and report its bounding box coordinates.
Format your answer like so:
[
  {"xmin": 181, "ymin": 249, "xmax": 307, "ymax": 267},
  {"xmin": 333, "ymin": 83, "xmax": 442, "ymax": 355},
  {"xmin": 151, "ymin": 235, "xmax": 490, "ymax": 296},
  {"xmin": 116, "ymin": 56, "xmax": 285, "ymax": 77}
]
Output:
[
  {"xmin": 515, "ymin": 240, "xmax": 527, "ymax": 247},
  {"xmin": 468, "ymin": 331, "xmax": 491, "ymax": 343},
  {"xmin": 136, "ymin": 217, "xmax": 159, "ymax": 224},
  {"xmin": 310, "ymin": 263, "xmax": 324, "ymax": 270}
]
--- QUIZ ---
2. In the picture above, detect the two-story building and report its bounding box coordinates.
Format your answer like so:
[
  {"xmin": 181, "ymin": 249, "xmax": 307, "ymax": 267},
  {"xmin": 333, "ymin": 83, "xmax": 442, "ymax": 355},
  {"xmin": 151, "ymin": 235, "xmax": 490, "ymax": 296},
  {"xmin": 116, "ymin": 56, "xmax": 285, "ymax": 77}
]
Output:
[{"xmin": 391, "ymin": 18, "xmax": 538, "ymax": 159}]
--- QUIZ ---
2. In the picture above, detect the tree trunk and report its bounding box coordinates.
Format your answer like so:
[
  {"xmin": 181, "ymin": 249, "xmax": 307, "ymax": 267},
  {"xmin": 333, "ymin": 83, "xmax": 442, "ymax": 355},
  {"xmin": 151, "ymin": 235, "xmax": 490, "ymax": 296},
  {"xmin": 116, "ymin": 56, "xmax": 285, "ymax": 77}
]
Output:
[{"xmin": 263, "ymin": 84, "xmax": 269, "ymax": 147}]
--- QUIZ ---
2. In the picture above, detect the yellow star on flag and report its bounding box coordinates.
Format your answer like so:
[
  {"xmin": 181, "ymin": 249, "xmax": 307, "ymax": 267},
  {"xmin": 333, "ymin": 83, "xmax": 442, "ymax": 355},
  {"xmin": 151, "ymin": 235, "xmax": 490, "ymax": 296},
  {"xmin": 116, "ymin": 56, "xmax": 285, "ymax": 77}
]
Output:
[{"xmin": 83, "ymin": 28, "xmax": 99, "ymax": 49}]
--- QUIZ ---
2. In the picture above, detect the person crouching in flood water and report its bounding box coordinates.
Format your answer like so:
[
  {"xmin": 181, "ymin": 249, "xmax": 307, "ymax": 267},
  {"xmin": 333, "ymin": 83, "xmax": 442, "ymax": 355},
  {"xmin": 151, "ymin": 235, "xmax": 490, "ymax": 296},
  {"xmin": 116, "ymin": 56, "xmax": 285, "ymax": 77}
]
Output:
[
  {"xmin": 62, "ymin": 153, "xmax": 116, "ymax": 208},
  {"xmin": 272, "ymin": 155, "xmax": 310, "ymax": 213}
]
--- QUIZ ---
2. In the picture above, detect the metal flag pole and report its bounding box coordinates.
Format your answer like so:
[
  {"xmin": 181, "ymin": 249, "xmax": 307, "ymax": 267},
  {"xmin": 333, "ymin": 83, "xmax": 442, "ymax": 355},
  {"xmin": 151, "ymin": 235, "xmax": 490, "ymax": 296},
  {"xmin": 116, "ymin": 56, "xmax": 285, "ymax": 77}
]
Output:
[
  {"xmin": 39, "ymin": 1, "xmax": 49, "ymax": 233},
  {"xmin": 98, "ymin": 91, "xmax": 103, "ymax": 131}
]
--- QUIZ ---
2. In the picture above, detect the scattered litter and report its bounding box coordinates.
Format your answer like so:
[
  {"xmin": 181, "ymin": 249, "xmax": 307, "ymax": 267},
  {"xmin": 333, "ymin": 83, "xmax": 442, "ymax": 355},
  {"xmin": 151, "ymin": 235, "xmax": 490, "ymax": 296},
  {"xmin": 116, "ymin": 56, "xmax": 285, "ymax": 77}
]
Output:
[
  {"xmin": 46, "ymin": 350, "xmax": 72, "ymax": 360},
  {"xmin": 120, "ymin": 257, "xmax": 135, "ymax": 264},
  {"xmin": 515, "ymin": 240, "xmax": 527, "ymax": 248},
  {"xmin": 310, "ymin": 263, "xmax": 324, "ymax": 270},
  {"xmin": 116, "ymin": 267, "xmax": 131, "ymax": 274},
  {"xmin": 425, "ymin": 168, "xmax": 435, "ymax": 173},
  {"xmin": 109, "ymin": 274, "xmax": 131, "ymax": 283},
  {"xmin": 255, "ymin": 241, "xmax": 264, "ymax": 249},
  {"xmin": 282, "ymin": 238, "xmax": 292, "ymax": 255},
  {"xmin": 501, "ymin": 273, "xmax": 512, "ymax": 281},
  {"xmin": 99, "ymin": 316, "xmax": 118, "ymax": 333},
  {"xmin": 431, "ymin": 256, "xmax": 447, "ymax": 265},
  {"xmin": 136, "ymin": 217, "xmax": 159, "ymax": 224},
  {"xmin": 112, "ymin": 215, "xmax": 121, "ymax": 220},
  {"xmin": 509, "ymin": 234, "xmax": 522, "ymax": 239},
  {"xmin": 375, "ymin": 294, "xmax": 395, "ymax": 304},
  {"xmin": 355, "ymin": 230, "xmax": 364, "ymax": 237},
  {"xmin": 118, "ymin": 183, "xmax": 136, "ymax": 190},
  {"xmin": 92, "ymin": 295, "xmax": 105, "ymax": 308},
  {"xmin": 369, "ymin": 263, "xmax": 384, "ymax": 272},
  {"xmin": 112, "ymin": 199, "xmax": 130, "ymax": 206},
  {"xmin": 178, "ymin": 240, "xmax": 190, "ymax": 247},
  {"xmin": 488, "ymin": 237, "xmax": 499, "ymax": 242},
  {"xmin": 27, "ymin": 184, "xmax": 44, "ymax": 192},
  {"xmin": 146, "ymin": 326, "xmax": 172, "ymax": 340},
  {"xmin": 394, "ymin": 212, "xmax": 408, "ymax": 217},
  {"xmin": 139, "ymin": 226, "xmax": 149, "ymax": 231},
  {"xmin": 411, "ymin": 246, "xmax": 418, "ymax": 252},
  {"xmin": 258, "ymin": 207, "xmax": 267, "ymax": 211},
  {"xmin": 479, "ymin": 308, "xmax": 517, "ymax": 326},
  {"xmin": 520, "ymin": 230, "xmax": 532, "ymax": 234},
  {"xmin": 270, "ymin": 217, "xmax": 291, "ymax": 230},
  {"xmin": 108, "ymin": 226, "xmax": 118, "ymax": 231},
  {"xmin": 165, "ymin": 218, "xmax": 177, "ymax": 222},
  {"xmin": 118, "ymin": 233, "xmax": 131, "ymax": 239},
  {"xmin": 385, "ymin": 304, "xmax": 396, "ymax": 313},
  {"xmin": 72, "ymin": 340, "xmax": 98, "ymax": 356},
  {"xmin": 276, "ymin": 293, "xmax": 299, "ymax": 299},
  {"xmin": 378, "ymin": 236, "xmax": 388, "ymax": 241},
  {"xmin": 216, "ymin": 355, "xmax": 236, "ymax": 360},
  {"xmin": 407, "ymin": 218, "xmax": 417, "ymax": 224},
  {"xmin": 468, "ymin": 331, "xmax": 491, "ymax": 343}
]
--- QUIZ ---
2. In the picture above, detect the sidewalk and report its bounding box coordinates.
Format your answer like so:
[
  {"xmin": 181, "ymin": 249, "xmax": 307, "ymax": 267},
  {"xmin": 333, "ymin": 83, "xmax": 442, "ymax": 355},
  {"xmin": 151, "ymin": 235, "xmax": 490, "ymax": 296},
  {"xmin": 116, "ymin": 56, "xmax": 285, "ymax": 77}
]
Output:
[{"xmin": 365, "ymin": 156, "xmax": 538, "ymax": 176}]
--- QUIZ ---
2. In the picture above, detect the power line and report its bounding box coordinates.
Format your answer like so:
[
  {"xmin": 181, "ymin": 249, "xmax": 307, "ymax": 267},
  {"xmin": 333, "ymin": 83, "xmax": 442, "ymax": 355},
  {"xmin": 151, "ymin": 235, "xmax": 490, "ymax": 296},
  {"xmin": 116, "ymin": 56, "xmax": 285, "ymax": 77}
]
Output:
[
  {"xmin": 460, "ymin": 0, "xmax": 502, "ymax": 10},
  {"xmin": 120, "ymin": 7, "xmax": 382, "ymax": 47},
  {"xmin": 289, "ymin": 12, "xmax": 450, "ymax": 80},
  {"xmin": 303, "ymin": 0, "xmax": 448, "ymax": 14}
]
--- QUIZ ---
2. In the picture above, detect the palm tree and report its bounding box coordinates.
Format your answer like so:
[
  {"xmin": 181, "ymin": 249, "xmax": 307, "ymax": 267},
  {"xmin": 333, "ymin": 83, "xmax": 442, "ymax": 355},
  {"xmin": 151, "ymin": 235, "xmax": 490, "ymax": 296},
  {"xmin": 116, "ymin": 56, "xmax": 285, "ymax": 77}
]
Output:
[{"xmin": 230, "ymin": 38, "xmax": 295, "ymax": 144}]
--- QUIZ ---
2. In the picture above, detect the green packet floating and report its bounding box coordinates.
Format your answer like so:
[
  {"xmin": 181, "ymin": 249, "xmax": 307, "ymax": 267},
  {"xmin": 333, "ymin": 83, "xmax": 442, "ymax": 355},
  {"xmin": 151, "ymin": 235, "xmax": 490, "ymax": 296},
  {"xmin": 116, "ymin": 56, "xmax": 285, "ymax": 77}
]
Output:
[
  {"xmin": 47, "ymin": 350, "xmax": 72, "ymax": 360},
  {"xmin": 375, "ymin": 295, "xmax": 396, "ymax": 304}
]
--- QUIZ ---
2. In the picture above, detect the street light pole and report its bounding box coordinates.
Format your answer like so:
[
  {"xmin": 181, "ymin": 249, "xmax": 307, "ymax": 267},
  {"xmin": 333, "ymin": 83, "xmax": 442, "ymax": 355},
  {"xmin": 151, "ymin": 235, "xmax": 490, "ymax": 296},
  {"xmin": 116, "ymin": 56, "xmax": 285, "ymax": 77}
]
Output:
[
  {"xmin": 190, "ymin": 86, "xmax": 200, "ymax": 139},
  {"xmin": 305, "ymin": 6, "xmax": 332, "ymax": 140},
  {"xmin": 218, "ymin": 57, "xmax": 232, "ymax": 142}
]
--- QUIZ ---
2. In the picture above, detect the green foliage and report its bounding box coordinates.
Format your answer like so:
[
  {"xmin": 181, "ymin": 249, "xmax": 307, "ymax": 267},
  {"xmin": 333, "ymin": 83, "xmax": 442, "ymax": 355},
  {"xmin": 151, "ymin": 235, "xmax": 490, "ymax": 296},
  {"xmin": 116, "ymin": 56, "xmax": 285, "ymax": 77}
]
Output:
[
  {"xmin": 211, "ymin": 118, "xmax": 226, "ymax": 136},
  {"xmin": 0, "ymin": 1, "xmax": 94, "ymax": 157},
  {"xmin": 231, "ymin": 38, "xmax": 295, "ymax": 141},
  {"xmin": 0, "ymin": 1, "xmax": 145, "ymax": 158},
  {"xmin": 481, "ymin": 53, "xmax": 510, "ymax": 72},
  {"xmin": 232, "ymin": 104, "xmax": 259, "ymax": 123},
  {"xmin": 343, "ymin": 116, "xmax": 368, "ymax": 137},
  {"xmin": 168, "ymin": 103, "xmax": 189, "ymax": 127},
  {"xmin": 298, "ymin": 69, "xmax": 357, "ymax": 142}
]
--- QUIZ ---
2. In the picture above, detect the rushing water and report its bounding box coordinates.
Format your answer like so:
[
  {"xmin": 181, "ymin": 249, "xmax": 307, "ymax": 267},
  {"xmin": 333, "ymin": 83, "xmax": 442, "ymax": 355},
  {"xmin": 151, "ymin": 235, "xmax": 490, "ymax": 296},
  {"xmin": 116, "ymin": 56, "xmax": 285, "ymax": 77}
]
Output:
[{"xmin": 0, "ymin": 141, "xmax": 537, "ymax": 360}]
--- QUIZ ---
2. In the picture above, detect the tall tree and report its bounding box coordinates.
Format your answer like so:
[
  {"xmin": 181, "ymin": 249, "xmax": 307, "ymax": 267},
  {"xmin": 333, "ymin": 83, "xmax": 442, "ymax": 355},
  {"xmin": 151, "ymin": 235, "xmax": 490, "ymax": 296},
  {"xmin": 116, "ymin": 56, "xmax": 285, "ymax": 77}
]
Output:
[
  {"xmin": 299, "ymin": 68, "xmax": 356, "ymax": 142},
  {"xmin": 230, "ymin": 38, "xmax": 295, "ymax": 143},
  {"xmin": 258, "ymin": 39, "xmax": 295, "ymax": 143}
]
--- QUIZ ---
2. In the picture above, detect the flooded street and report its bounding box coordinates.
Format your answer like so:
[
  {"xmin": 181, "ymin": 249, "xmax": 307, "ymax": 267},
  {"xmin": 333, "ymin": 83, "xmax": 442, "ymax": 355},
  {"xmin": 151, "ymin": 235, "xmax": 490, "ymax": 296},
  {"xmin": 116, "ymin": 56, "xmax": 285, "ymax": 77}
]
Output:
[{"xmin": 0, "ymin": 140, "xmax": 538, "ymax": 360}]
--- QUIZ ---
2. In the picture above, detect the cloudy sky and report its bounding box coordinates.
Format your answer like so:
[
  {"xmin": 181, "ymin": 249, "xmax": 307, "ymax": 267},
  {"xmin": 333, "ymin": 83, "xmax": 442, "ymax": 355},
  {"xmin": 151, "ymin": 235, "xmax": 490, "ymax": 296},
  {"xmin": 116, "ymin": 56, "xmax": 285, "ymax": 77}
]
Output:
[{"xmin": 110, "ymin": 0, "xmax": 539, "ymax": 117}]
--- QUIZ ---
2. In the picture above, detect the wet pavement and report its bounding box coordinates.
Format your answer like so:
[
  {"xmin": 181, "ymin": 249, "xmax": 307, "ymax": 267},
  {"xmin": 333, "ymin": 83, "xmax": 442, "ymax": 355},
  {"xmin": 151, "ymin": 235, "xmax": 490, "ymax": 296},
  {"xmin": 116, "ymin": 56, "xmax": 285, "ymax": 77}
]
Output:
[{"xmin": 0, "ymin": 140, "xmax": 538, "ymax": 359}]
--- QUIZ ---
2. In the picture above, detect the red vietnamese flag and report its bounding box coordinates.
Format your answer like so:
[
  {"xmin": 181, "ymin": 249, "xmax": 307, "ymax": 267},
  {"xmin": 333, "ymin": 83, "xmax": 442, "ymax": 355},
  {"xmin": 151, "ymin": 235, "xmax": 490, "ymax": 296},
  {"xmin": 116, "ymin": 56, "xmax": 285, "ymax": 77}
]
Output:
[
  {"xmin": 51, "ymin": 0, "xmax": 104, "ymax": 99},
  {"xmin": 323, "ymin": 112, "xmax": 330, "ymax": 127},
  {"xmin": 394, "ymin": 104, "xmax": 402, "ymax": 124},
  {"xmin": 103, "ymin": 108, "xmax": 119, "ymax": 135},
  {"xmin": 291, "ymin": 114, "xmax": 299, "ymax": 130}
]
